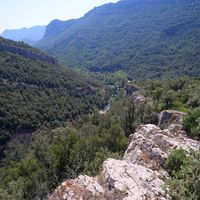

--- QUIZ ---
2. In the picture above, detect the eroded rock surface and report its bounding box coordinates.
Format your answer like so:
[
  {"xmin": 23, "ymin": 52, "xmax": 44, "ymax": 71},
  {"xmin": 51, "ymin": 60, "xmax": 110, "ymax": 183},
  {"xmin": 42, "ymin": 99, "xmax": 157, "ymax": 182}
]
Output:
[
  {"xmin": 50, "ymin": 124, "xmax": 200, "ymax": 200},
  {"xmin": 158, "ymin": 110, "xmax": 186, "ymax": 128}
]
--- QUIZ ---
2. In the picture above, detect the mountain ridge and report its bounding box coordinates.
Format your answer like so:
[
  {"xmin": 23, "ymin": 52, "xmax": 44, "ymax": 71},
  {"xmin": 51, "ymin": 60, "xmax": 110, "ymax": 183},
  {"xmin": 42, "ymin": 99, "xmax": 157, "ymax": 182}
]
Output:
[
  {"xmin": 1, "ymin": 25, "xmax": 46, "ymax": 45},
  {"xmin": 36, "ymin": 0, "xmax": 200, "ymax": 79}
]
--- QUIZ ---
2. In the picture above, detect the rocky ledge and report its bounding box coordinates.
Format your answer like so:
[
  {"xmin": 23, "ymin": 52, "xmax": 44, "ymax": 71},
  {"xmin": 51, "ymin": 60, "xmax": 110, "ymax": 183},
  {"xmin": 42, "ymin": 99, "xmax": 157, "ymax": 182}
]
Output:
[{"xmin": 49, "ymin": 124, "xmax": 200, "ymax": 200}]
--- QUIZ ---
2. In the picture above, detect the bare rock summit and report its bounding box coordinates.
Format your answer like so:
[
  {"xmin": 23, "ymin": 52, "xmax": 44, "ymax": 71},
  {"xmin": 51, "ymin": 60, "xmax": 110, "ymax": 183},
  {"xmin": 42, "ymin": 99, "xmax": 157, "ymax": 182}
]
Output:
[{"xmin": 50, "ymin": 124, "xmax": 200, "ymax": 200}]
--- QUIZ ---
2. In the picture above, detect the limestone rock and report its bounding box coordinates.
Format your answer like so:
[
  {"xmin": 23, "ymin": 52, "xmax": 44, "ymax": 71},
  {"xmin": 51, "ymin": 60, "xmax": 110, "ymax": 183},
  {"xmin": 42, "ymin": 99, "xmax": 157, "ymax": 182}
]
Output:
[
  {"xmin": 132, "ymin": 91, "xmax": 146, "ymax": 104},
  {"xmin": 124, "ymin": 83, "xmax": 146, "ymax": 104},
  {"xmin": 49, "ymin": 175, "xmax": 106, "ymax": 200},
  {"xmin": 125, "ymin": 83, "xmax": 139, "ymax": 95},
  {"xmin": 158, "ymin": 110, "xmax": 186, "ymax": 128},
  {"xmin": 49, "ymin": 124, "xmax": 200, "ymax": 200}
]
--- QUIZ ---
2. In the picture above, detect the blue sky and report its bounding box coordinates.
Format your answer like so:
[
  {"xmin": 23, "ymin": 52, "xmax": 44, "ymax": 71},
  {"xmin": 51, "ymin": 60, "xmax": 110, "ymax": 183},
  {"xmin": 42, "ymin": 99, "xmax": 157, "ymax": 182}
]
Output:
[{"xmin": 0, "ymin": 0, "xmax": 119, "ymax": 33}]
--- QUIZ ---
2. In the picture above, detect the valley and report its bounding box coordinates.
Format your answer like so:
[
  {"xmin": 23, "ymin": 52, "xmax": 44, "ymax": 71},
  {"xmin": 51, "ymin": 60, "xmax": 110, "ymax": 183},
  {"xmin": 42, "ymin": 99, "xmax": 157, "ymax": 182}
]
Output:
[{"xmin": 0, "ymin": 0, "xmax": 200, "ymax": 199}]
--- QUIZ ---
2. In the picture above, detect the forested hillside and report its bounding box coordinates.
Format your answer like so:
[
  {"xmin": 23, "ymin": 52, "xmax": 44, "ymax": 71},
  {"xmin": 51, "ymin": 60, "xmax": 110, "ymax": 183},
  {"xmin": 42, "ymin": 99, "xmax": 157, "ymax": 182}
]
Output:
[
  {"xmin": 0, "ymin": 37, "xmax": 109, "ymax": 158},
  {"xmin": 1, "ymin": 0, "xmax": 200, "ymax": 199},
  {"xmin": 1, "ymin": 75, "xmax": 200, "ymax": 199},
  {"xmin": 36, "ymin": 0, "xmax": 200, "ymax": 79}
]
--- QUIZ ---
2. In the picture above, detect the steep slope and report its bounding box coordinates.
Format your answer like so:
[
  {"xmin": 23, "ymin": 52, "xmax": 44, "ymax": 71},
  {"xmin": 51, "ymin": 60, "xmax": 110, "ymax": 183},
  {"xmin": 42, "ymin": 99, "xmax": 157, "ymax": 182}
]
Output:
[
  {"xmin": 36, "ymin": 19, "xmax": 78, "ymax": 50},
  {"xmin": 0, "ymin": 37, "xmax": 108, "ymax": 149},
  {"xmin": 37, "ymin": 0, "xmax": 200, "ymax": 79},
  {"xmin": 1, "ymin": 25, "xmax": 46, "ymax": 45},
  {"xmin": 50, "ymin": 123, "xmax": 200, "ymax": 200}
]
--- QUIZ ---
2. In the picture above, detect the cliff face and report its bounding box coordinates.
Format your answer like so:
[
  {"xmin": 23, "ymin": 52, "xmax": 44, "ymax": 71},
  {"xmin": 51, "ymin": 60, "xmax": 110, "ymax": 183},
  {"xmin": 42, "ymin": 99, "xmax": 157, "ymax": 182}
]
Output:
[{"xmin": 50, "ymin": 124, "xmax": 200, "ymax": 200}]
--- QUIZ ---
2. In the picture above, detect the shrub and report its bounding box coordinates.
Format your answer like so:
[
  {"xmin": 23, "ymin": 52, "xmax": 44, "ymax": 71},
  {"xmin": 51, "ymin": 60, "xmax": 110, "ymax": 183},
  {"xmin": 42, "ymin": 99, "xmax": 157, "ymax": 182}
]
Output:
[
  {"xmin": 166, "ymin": 151, "xmax": 200, "ymax": 200},
  {"xmin": 183, "ymin": 107, "xmax": 200, "ymax": 137},
  {"xmin": 166, "ymin": 149, "xmax": 187, "ymax": 172}
]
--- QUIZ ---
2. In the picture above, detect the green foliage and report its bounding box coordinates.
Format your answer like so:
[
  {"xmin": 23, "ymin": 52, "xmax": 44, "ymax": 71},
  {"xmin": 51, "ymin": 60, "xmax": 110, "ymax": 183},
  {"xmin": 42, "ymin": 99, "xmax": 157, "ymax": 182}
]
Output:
[
  {"xmin": 0, "ymin": 37, "xmax": 109, "ymax": 158},
  {"xmin": 0, "ymin": 96, "xmax": 131, "ymax": 199},
  {"xmin": 124, "ymin": 101, "xmax": 135, "ymax": 137},
  {"xmin": 166, "ymin": 151, "xmax": 200, "ymax": 200},
  {"xmin": 113, "ymin": 71, "xmax": 128, "ymax": 88},
  {"xmin": 139, "ymin": 78, "xmax": 200, "ymax": 115},
  {"xmin": 162, "ymin": 90, "xmax": 177, "ymax": 109},
  {"xmin": 183, "ymin": 107, "xmax": 200, "ymax": 137},
  {"xmin": 0, "ymin": 155, "xmax": 47, "ymax": 200},
  {"xmin": 166, "ymin": 149, "xmax": 187, "ymax": 172}
]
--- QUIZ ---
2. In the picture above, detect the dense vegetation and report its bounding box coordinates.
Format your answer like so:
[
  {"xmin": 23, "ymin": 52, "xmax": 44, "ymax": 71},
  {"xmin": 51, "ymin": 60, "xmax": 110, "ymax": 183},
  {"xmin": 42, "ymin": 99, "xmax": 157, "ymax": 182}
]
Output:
[
  {"xmin": 0, "ymin": 37, "xmax": 109, "ymax": 158},
  {"xmin": 138, "ymin": 77, "xmax": 200, "ymax": 136},
  {"xmin": 166, "ymin": 149, "xmax": 200, "ymax": 200},
  {"xmin": 37, "ymin": 0, "xmax": 200, "ymax": 79},
  {"xmin": 1, "ymin": 68, "xmax": 200, "ymax": 199},
  {"xmin": 0, "ymin": 94, "xmax": 150, "ymax": 199},
  {"xmin": 1, "ymin": 0, "xmax": 200, "ymax": 196},
  {"xmin": 139, "ymin": 77, "xmax": 200, "ymax": 199},
  {"xmin": 0, "ymin": 66, "xmax": 160, "ymax": 199}
]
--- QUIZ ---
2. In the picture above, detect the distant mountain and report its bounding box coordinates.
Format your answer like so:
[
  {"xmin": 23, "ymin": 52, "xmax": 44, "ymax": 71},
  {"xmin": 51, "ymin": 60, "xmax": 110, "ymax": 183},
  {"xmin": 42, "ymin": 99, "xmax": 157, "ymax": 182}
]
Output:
[
  {"xmin": 0, "ymin": 37, "xmax": 107, "ymax": 147},
  {"xmin": 1, "ymin": 25, "xmax": 46, "ymax": 45},
  {"xmin": 44, "ymin": 19, "xmax": 78, "ymax": 38},
  {"xmin": 37, "ymin": 19, "xmax": 78, "ymax": 49},
  {"xmin": 36, "ymin": 0, "xmax": 200, "ymax": 79}
]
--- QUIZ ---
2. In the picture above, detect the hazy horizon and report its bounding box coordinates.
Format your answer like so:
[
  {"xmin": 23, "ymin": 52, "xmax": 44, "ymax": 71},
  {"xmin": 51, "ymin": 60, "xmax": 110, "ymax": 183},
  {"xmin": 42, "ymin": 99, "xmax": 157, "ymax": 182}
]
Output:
[{"xmin": 0, "ymin": 0, "xmax": 119, "ymax": 34}]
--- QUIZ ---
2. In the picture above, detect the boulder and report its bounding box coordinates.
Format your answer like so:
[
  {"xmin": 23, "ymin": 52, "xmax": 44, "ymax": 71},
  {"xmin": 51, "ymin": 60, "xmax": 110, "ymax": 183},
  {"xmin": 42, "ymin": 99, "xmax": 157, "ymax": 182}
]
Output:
[
  {"xmin": 158, "ymin": 110, "xmax": 186, "ymax": 128},
  {"xmin": 50, "ymin": 124, "xmax": 200, "ymax": 200},
  {"xmin": 131, "ymin": 91, "xmax": 146, "ymax": 104},
  {"xmin": 124, "ymin": 83, "xmax": 146, "ymax": 104},
  {"xmin": 49, "ymin": 175, "xmax": 106, "ymax": 200},
  {"xmin": 125, "ymin": 83, "xmax": 139, "ymax": 95}
]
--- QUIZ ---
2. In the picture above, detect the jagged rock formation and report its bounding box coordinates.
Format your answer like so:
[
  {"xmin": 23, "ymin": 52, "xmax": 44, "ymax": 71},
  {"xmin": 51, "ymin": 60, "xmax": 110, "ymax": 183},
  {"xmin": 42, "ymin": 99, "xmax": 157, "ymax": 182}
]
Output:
[
  {"xmin": 125, "ymin": 83, "xmax": 139, "ymax": 95},
  {"xmin": 124, "ymin": 83, "xmax": 146, "ymax": 104},
  {"xmin": 158, "ymin": 110, "xmax": 186, "ymax": 128},
  {"xmin": 131, "ymin": 91, "xmax": 146, "ymax": 104},
  {"xmin": 50, "ymin": 124, "xmax": 200, "ymax": 200}
]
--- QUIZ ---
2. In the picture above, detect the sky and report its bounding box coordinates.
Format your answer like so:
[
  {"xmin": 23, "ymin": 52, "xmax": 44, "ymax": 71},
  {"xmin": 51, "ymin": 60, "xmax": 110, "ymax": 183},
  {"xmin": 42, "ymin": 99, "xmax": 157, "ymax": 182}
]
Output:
[{"xmin": 0, "ymin": 0, "xmax": 119, "ymax": 34}]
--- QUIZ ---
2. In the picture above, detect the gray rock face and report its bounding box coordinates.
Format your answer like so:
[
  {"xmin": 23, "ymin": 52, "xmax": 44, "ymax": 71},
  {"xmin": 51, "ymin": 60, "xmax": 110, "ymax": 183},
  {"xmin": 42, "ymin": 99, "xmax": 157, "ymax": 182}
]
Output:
[
  {"xmin": 49, "ymin": 124, "xmax": 200, "ymax": 200},
  {"xmin": 158, "ymin": 110, "xmax": 186, "ymax": 128},
  {"xmin": 125, "ymin": 83, "xmax": 139, "ymax": 95},
  {"xmin": 124, "ymin": 83, "xmax": 146, "ymax": 104}
]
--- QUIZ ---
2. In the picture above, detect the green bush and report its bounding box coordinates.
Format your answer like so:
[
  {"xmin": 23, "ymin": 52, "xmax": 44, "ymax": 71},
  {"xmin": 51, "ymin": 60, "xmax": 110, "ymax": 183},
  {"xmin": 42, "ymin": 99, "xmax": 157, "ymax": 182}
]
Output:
[
  {"xmin": 183, "ymin": 107, "xmax": 200, "ymax": 137},
  {"xmin": 166, "ymin": 149, "xmax": 187, "ymax": 172},
  {"xmin": 166, "ymin": 151, "xmax": 200, "ymax": 200}
]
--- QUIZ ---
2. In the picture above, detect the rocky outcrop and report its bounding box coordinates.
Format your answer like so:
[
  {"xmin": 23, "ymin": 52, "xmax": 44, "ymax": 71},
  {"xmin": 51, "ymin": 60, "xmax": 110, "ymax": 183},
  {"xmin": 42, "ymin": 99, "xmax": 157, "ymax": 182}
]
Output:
[
  {"xmin": 50, "ymin": 124, "xmax": 200, "ymax": 200},
  {"xmin": 125, "ymin": 83, "xmax": 139, "ymax": 95},
  {"xmin": 125, "ymin": 83, "xmax": 146, "ymax": 104},
  {"xmin": 131, "ymin": 91, "xmax": 146, "ymax": 104},
  {"xmin": 158, "ymin": 110, "xmax": 186, "ymax": 128}
]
